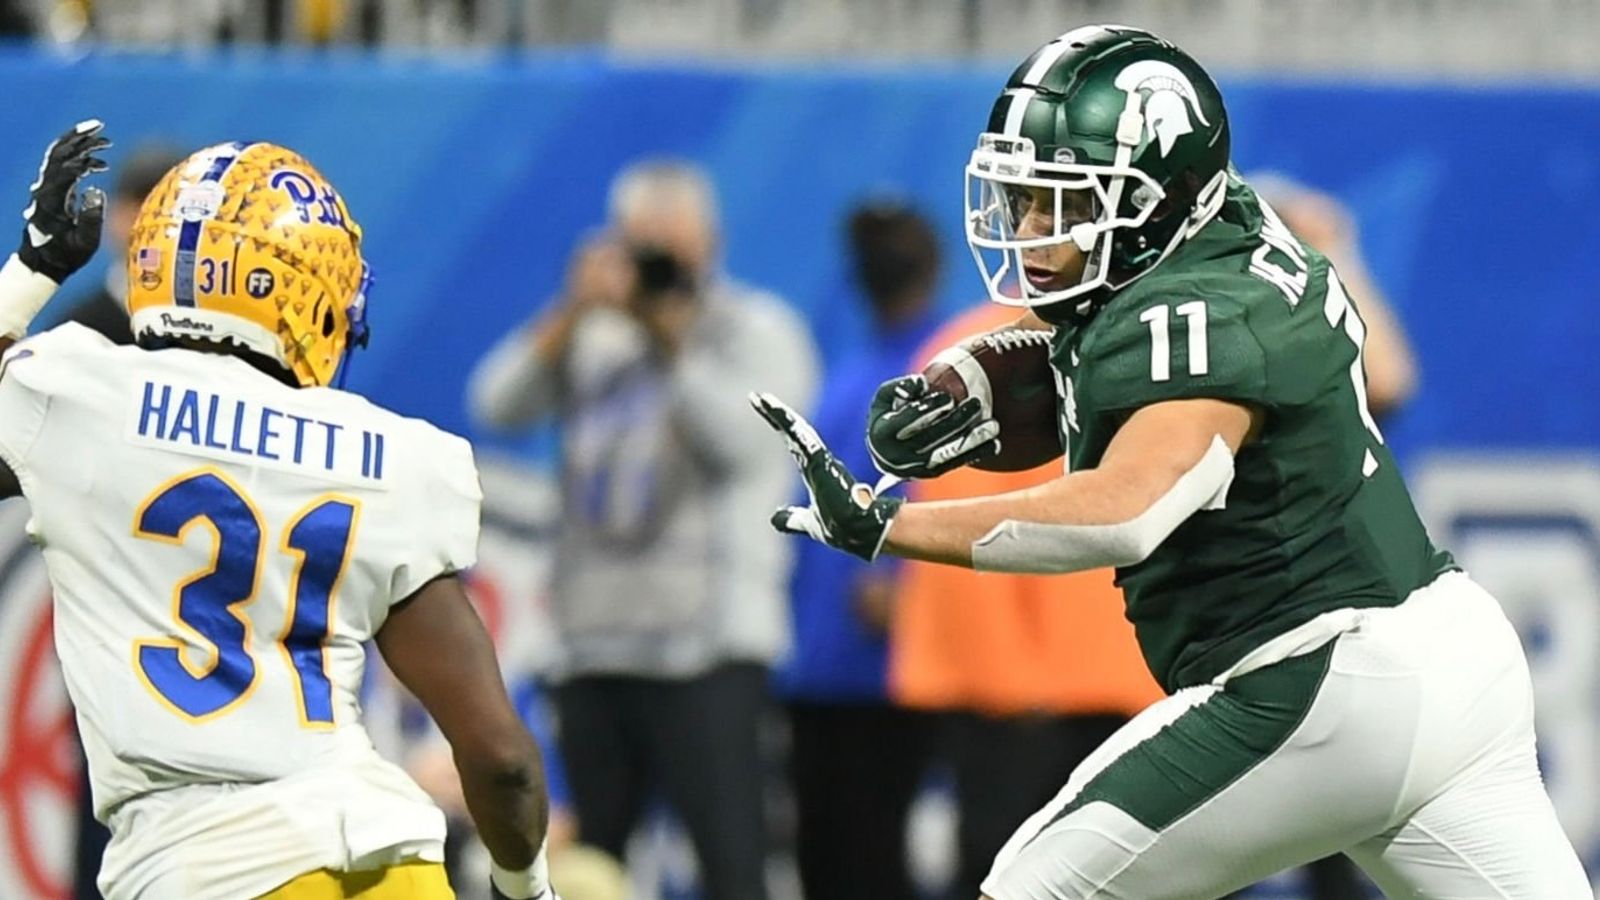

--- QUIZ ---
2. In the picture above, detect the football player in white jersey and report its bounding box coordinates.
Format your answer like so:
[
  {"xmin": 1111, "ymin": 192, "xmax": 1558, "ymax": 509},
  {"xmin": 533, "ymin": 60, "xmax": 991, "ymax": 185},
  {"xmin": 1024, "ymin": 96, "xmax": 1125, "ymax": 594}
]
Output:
[{"xmin": 0, "ymin": 124, "xmax": 557, "ymax": 900}]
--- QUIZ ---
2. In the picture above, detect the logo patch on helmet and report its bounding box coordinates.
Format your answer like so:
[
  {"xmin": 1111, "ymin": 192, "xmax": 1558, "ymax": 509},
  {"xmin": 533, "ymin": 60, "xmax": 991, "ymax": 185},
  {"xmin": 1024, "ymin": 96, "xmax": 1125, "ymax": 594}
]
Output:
[
  {"xmin": 135, "ymin": 247, "xmax": 163, "ymax": 289},
  {"xmin": 1112, "ymin": 60, "xmax": 1211, "ymax": 158},
  {"xmin": 174, "ymin": 181, "xmax": 225, "ymax": 223},
  {"xmin": 245, "ymin": 268, "xmax": 275, "ymax": 299}
]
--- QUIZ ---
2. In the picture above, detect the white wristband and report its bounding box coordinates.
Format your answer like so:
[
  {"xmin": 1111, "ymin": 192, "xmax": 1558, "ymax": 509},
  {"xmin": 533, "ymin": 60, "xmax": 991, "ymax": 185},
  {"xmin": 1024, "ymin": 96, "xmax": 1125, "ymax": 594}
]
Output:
[
  {"xmin": 491, "ymin": 837, "xmax": 551, "ymax": 899},
  {"xmin": 0, "ymin": 254, "xmax": 58, "ymax": 339}
]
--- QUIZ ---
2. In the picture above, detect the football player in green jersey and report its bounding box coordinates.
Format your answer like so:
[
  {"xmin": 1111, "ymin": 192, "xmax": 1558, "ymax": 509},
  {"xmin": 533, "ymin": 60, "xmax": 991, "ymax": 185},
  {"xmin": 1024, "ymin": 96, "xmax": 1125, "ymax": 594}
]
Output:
[{"xmin": 751, "ymin": 24, "xmax": 1590, "ymax": 900}]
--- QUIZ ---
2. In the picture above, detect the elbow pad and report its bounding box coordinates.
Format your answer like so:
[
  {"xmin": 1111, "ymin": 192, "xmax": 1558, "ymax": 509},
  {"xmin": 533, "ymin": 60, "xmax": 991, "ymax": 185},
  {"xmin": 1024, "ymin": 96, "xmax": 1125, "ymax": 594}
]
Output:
[{"xmin": 971, "ymin": 435, "xmax": 1235, "ymax": 575}]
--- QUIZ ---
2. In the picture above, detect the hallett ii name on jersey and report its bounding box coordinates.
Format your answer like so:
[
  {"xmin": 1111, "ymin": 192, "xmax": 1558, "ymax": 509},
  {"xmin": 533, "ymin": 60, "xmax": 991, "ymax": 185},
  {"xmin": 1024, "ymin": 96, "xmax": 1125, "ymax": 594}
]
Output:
[{"xmin": 129, "ymin": 381, "xmax": 387, "ymax": 482}]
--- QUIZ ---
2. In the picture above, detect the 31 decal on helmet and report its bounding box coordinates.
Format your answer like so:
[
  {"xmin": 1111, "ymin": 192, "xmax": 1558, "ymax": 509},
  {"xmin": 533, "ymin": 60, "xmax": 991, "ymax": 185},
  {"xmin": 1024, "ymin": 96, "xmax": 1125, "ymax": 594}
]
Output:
[
  {"xmin": 965, "ymin": 25, "xmax": 1231, "ymax": 319},
  {"xmin": 126, "ymin": 142, "xmax": 371, "ymax": 388}
]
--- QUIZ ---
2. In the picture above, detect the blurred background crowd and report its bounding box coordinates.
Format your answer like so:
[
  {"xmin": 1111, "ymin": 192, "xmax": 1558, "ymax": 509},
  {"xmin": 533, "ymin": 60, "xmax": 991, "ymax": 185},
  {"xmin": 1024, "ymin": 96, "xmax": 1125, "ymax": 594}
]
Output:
[{"xmin": 0, "ymin": 2, "xmax": 1597, "ymax": 899}]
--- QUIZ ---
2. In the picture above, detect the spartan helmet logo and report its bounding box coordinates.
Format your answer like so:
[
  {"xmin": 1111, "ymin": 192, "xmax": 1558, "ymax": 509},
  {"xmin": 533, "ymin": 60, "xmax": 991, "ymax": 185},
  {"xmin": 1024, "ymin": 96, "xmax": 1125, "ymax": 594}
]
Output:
[{"xmin": 1113, "ymin": 59, "xmax": 1211, "ymax": 157}]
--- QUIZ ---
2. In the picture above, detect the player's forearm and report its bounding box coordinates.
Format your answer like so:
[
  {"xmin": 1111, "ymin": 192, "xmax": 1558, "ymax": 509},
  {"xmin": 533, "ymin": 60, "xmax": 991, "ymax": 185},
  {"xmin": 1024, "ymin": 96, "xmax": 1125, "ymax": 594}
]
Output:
[
  {"xmin": 884, "ymin": 435, "xmax": 1234, "ymax": 574},
  {"xmin": 0, "ymin": 254, "xmax": 61, "ymax": 342},
  {"xmin": 457, "ymin": 738, "xmax": 552, "ymax": 870},
  {"xmin": 884, "ymin": 466, "xmax": 1155, "ymax": 568}
]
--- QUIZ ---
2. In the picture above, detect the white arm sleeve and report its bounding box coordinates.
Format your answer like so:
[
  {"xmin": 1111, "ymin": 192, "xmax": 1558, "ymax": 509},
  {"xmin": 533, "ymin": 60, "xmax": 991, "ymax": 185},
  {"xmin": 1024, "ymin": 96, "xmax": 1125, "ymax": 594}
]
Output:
[{"xmin": 970, "ymin": 435, "xmax": 1236, "ymax": 574}]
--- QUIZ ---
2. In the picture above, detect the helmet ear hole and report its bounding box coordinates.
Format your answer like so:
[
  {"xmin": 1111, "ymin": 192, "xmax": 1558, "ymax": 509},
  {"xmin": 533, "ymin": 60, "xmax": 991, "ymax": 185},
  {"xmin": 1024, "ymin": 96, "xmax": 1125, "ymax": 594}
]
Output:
[
  {"xmin": 1149, "ymin": 169, "xmax": 1203, "ymax": 223},
  {"xmin": 321, "ymin": 307, "xmax": 336, "ymax": 338}
]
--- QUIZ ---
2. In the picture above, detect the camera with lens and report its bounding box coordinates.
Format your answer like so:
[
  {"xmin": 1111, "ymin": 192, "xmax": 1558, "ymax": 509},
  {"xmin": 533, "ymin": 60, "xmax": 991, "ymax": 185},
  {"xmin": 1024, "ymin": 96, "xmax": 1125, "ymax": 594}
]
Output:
[{"xmin": 630, "ymin": 244, "xmax": 696, "ymax": 299}]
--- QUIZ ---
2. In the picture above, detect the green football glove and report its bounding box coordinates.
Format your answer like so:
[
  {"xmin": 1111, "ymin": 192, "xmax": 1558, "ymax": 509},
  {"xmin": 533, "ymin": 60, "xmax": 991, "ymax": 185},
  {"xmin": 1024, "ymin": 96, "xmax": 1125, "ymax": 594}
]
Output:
[
  {"xmin": 866, "ymin": 375, "xmax": 1001, "ymax": 480},
  {"xmin": 750, "ymin": 391, "xmax": 903, "ymax": 561}
]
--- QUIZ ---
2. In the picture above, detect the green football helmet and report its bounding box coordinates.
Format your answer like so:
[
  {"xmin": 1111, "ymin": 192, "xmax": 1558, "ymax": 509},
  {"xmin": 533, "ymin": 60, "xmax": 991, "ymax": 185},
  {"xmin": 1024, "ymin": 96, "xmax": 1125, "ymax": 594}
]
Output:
[{"xmin": 966, "ymin": 25, "xmax": 1231, "ymax": 319}]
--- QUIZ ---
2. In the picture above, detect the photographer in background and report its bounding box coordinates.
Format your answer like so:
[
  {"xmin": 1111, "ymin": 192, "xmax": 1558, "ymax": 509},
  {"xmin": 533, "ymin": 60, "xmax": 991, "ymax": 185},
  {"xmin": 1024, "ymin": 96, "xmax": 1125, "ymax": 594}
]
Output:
[{"xmin": 468, "ymin": 159, "xmax": 818, "ymax": 900}]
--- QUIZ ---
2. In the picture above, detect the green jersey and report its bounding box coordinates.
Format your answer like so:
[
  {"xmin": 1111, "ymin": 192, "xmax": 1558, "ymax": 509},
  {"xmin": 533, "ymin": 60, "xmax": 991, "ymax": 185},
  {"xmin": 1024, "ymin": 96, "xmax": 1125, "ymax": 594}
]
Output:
[{"xmin": 1050, "ymin": 176, "xmax": 1456, "ymax": 692}]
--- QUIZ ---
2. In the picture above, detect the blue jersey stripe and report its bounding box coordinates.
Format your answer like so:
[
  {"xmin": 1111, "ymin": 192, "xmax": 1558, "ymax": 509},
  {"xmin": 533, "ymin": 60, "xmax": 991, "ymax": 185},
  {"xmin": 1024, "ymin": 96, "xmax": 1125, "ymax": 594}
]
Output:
[{"xmin": 174, "ymin": 142, "xmax": 251, "ymax": 308}]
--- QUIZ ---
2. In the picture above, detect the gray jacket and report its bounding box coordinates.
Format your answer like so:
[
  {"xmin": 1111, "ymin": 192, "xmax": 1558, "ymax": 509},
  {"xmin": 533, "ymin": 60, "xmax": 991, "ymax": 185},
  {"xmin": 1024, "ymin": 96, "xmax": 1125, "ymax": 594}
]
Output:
[{"xmin": 469, "ymin": 278, "xmax": 818, "ymax": 679}]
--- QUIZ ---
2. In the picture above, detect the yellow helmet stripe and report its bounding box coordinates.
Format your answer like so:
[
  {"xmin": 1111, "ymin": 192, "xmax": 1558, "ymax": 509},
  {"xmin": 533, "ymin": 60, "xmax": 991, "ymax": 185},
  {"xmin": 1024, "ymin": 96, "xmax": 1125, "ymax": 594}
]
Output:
[{"xmin": 173, "ymin": 142, "xmax": 255, "ymax": 308}]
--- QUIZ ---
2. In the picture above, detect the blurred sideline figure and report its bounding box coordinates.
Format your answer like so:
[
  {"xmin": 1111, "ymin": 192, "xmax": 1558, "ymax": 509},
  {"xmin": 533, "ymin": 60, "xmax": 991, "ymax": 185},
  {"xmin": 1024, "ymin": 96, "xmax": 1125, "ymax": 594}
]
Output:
[
  {"xmin": 892, "ymin": 302, "xmax": 1163, "ymax": 900},
  {"xmin": 778, "ymin": 200, "xmax": 944, "ymax": 900},
  {"xmin": 469, "ymin": 159, "xmax": 818, "ymax": 900},
  {"xmin": 0, "ymin": 127, "xmax": 555, "ymax": 900}
]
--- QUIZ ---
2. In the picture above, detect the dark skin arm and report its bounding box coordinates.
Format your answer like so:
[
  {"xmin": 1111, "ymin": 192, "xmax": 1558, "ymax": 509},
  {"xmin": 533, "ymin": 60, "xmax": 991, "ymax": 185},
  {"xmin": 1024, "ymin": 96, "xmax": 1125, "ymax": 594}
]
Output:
[
  {"xmin": 0, "ymin": 335, "xmax": 20, "ymax": 500},
  {"xmin": 376, "ymin": 574, "xmax": 550, "ymax": 871}
]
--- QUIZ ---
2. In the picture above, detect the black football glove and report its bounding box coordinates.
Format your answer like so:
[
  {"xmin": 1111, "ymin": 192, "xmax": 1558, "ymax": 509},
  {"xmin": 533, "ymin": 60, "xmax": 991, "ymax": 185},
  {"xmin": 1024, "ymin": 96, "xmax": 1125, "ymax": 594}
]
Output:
[
  {"xmin": 751, "ymin": 391, "xmax": 904, "ymax": 561},
  {"xmin": 866, "ymin": 374, "xmax": 1001, "ymax": 480},
  {"xmin": 17, "ymin": 119, "xmax": 109, "ymax": 284}
]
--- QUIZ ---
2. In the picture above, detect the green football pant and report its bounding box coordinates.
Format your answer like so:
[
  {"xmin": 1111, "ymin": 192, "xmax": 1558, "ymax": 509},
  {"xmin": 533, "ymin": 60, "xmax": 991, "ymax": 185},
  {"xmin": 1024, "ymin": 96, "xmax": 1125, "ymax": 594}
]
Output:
[{"xmin": 981, "ymin": 572, "xmax": 1591, "ymax": 899}]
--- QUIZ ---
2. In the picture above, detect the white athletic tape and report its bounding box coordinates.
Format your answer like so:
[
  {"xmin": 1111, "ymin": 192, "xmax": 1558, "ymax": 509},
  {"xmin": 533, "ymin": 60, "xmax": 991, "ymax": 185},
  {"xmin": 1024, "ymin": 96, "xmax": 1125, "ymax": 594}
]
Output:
[
  {"xmin": 0, "ymin": 254, "xmax": 58, "ymax": 339},
  {"xmin": 972, "ymin": 435, "xmax": 1235, "ymax": 573},
  {"xmin": 490, "ymin": 837, "xmax": 551, "ymax": 899},
  {"xmin": 927, "ymin": 345, "xmax": 994, "ymax": 417}
]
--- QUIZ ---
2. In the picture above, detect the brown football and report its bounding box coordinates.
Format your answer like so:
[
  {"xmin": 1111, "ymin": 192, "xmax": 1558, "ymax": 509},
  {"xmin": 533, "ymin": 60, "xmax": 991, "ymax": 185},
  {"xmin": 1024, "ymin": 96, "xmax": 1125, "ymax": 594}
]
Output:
[{"xmin": 921, "ymin": 326, "xmax": 1063, "ymax": 472}]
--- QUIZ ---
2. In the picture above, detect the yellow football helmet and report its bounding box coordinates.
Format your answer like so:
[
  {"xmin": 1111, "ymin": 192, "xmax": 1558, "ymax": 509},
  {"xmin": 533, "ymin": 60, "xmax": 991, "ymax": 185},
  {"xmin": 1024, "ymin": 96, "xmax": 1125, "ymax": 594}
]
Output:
[{"xmin": 126, "ymin": 142, "xmax": 371, "ymax": 388}]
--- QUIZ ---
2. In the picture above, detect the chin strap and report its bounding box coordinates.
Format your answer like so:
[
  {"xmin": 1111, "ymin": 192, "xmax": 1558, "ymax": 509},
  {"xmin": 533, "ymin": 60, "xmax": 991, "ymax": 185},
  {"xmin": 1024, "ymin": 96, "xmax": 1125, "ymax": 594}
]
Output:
[
  {"xmin": 333, "ymin": 262, "xmax": 374, "ymax": 389},
  {"xmin": 333, "ymin": 348, "xmax": 355, "ymax": 389}
]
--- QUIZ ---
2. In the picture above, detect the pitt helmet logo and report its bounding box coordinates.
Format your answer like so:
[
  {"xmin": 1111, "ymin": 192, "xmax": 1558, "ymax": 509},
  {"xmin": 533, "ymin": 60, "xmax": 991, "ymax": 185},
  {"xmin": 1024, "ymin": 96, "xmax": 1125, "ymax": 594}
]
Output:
[
  {"xmin": 269, "ymin": 169, "xmax": 348, "ymax": 228},
  {"xmin": 1113, "ymin": 59, "xmax": 1210, "ymax": 158}
]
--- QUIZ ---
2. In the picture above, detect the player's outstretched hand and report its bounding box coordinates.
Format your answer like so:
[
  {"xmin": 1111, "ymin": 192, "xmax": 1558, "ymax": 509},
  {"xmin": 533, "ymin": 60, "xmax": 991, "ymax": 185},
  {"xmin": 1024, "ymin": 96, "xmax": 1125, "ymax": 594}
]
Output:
[
  {"xmin": 17, "ymin": 120, "xmax": 110, "ymax": 284},
  {"xmin": 866, "ymin": 374, "xmax": 1000, "ymax": 479},
  {"xmin": 750, "ymin": 391, "xmax": 903, "ymax": 561}
]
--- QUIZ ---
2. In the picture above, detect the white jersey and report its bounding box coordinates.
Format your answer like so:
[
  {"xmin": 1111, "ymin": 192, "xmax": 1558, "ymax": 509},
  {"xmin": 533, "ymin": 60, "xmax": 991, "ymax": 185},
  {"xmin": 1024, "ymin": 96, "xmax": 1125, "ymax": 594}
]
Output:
[{"xmin": 0, "ymin": 324, "xmax": 482, "ymax": 899}]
